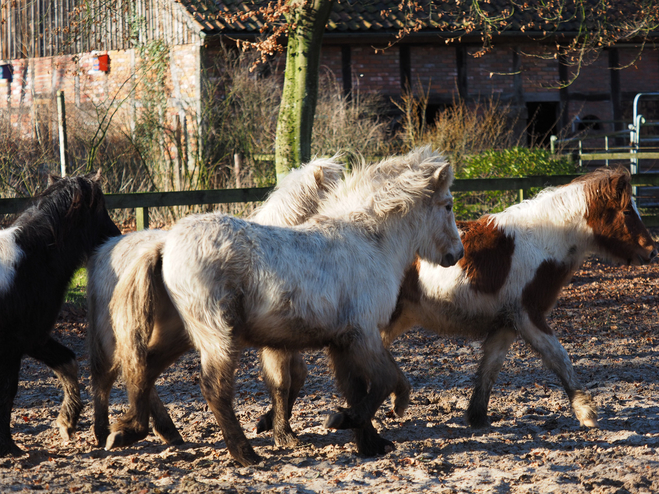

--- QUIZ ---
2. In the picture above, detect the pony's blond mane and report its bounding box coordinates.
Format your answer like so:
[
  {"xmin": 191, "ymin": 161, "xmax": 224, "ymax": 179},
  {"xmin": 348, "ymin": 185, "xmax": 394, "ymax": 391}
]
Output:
[
  {"xmin": 315, "ymin": 146, "xmax": 450, "ymax": 225},
  {"xmin": 251, "ymin": 156, "xmax": 345, "ymax": 226}
]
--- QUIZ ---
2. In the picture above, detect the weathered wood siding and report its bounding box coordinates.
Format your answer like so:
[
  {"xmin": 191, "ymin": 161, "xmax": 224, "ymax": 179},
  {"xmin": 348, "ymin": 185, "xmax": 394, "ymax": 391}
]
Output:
[{"xmin": 0, "ymin": 0, "xmax": 203, "ymax": 61}]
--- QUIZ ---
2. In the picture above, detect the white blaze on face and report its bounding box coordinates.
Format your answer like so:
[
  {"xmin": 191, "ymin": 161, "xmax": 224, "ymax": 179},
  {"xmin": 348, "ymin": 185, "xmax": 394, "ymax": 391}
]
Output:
[{"xmin": 0, "ymin": 227, "xmax": 23, "ymax": 295}]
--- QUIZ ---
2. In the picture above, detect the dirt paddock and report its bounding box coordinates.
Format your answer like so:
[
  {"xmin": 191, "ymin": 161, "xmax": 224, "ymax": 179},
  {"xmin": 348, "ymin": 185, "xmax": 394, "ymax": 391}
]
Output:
[{"xmin": 1, "ymin": 251, "xmax": 658, "ymax": 493}]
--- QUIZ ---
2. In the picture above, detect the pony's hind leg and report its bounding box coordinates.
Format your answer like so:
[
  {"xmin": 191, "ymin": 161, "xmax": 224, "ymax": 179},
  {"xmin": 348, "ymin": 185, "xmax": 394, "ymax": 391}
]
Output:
[
  {"xmin": 90, "ymin": 364, "xmax": 118, "ymax": 447},
  {"xmin": 198, "ymin": 346, "xmax": 261, "ymax": 467},
  {"xmin": 149, "ymin": 388, "xmax": 184, "ymax": 445},
  {"xmin": 518, "ymin": 317, "xmax": 597, "ymax": 427},
  {"xmin": 466, "ymin": 325, "xmax": 517, "ymax": 428},
  {"xmin": 106, "ymin": 345, "xmax": 185, "ymax": 450},
  {"xmin": 27, "ymin": 337, "xmax": 82, "ymax": 442},
  {"xmin": 325, "ymin": 340, "xmax": 398, "ymax": 456},
  {"xmin": 391, "ymin": 365, "xmax": 412, "ymax": 417},
  {"xmin": 88, "ymin": 334, "xmax": 118, "ymax": 447},
  {"xmin": 0, "ymin": 350, "xmax": 23, "ymax": 456},
  {"xmin": 257, "ymin": 348, "xmax": 308, "ymax": 446}
]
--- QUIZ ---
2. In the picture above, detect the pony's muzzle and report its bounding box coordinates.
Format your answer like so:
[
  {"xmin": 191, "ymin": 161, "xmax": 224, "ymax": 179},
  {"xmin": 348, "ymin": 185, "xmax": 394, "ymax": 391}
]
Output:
[{"xmin": 440, "ymin": 247, "xmax": 464, "ymax": 268}]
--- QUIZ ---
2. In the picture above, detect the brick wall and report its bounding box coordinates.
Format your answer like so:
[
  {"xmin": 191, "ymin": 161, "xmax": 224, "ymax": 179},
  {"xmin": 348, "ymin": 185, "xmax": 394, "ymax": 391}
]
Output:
[
  {"xmin": 351, "ymin": 45, "xmax": 400, "ymax": 95},
  {"xmin": 520, "ymin": 45, "xmax": 560, "ymax": 93},
  {"xmin": 0, "ymin": 45, "xmax": 201, "ymax": 146},
  {"xmin": 467, "ymin": 46, "xmax": 515, "ymax": 97},
  {"xmin": 619, "ymin": 48, "xmax": 659, "ymax": 95},
  {"xmin": 409, "ymin": 45, "xmax": 458, "ymax": 95},
  {"xmin": 320, "ymin": 45, "xmax": 344, "ymax": 88}
]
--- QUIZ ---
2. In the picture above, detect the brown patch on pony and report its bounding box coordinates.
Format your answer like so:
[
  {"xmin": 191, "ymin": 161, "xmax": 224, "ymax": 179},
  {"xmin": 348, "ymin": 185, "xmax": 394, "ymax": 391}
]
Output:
[
  {"xmin": 521, "ymin": 259, "xmax": 572, "ymax": 335},
  {"xmin": 457, "ymin": 217, "xmax": 515, "ymax": 295},
  {"xmin": 389, "ymin": 258, "xmax": 422, "ymax": 323},
  {"xmin": 578, "ymin": 168, "xmax": 656, "ymax": 263}
]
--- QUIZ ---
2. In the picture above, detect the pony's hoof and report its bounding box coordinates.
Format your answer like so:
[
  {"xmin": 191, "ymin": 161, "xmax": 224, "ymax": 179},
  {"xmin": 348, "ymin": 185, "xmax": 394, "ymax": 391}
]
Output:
[
  {"xmin": 573, "ymin": 392, "xmax": 598, "ymax": 428},
  {"xmin": 153, "ymin": 429, "xmax": 185, "ymax": 446},
  {"xmin": 356, "ymin": 434, "xmax": 395, "ymax": 456},
  {"xmin": 94, "ymin": 431, "xmax": 109, "ymax": 449},
  {"xmin": 0, "ymin": 441, "xmax": 25, "ymax": 457},
  {"xmin": 57, "ymin": 425, "xmax": 75, "ymax": 443},
  {"xmin": 325, "ymin": 408, "xmax": 356, "ymax": 430},
  {"xmin": 274, "ymin": 430, "xmax": 300, "ymax": 448},
  {"xmin": 105, "ymin": 430, "xmax": 146, "ymax": 450},
  {"xmin": 231, "ymin": 448, "xmax": 262, "ymax": 467},
  {"xmin": 104, "ymin": 432, "xmax": 123, "ymax": 450},
  {"xmin": 55, "ymin": 419, "xmax": 75, "ymax": 443},
  {"xmin": 393, "ymin": 396, "xmax": 409, "ymax": 418},
  {"xmin": 325, "ymin": 412, "xmax": 345, "ymax": 429},
  {"xmin": 580, "ymin": 418, "xmax": 598, "ymax": 428},
  {"xmin": 465, "ymin": 409, "xmax": 490, "ymax": 428},
  {"xmin": 255, "ymin": 411, "xmax": 274, "ymax": 434}
]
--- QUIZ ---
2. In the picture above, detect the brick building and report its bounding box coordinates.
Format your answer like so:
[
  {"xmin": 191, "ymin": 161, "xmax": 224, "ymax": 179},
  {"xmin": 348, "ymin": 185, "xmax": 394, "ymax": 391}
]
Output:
[{"xmin": 1, "ymin": 0, "xmax": 657, "ymax": 150}]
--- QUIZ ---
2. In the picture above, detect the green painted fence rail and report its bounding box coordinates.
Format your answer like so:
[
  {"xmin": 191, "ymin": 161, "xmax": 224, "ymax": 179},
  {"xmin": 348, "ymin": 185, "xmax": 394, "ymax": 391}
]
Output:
[{"xmin": 0, "ymin": 175, "xmax": 658, "ymax": 227}]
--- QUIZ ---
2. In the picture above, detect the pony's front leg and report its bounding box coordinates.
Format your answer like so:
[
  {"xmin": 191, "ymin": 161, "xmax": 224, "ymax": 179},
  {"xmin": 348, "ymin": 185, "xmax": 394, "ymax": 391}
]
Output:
[
  {"xmin": 0, "ymin": 350, "xmax": 22, "ymax": 456},
  {"xmin": 518, "ymin": 316, "xmax": 597, "ymax": 427},
  {"xmin": 27, "ymin": 337, "xmax": 82, "ymax": 442},
  {"xmin": 199, "ymin": 348, "xmax": 261, "ymax": 467},
  {"xmin": 258, "ymin": 348, "xmax": 308, "ymax": 447},
  {"xmin": 466, "ymin": 325, "xmax": 517, "ymax": 427},
  {"xmin": 325, "ymin": 343, "xmax": 398, "ymax": 456}
]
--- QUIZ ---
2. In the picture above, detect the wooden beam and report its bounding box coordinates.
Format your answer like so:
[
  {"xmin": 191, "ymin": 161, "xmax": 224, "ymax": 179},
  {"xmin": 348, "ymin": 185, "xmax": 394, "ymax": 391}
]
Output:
[{"xmin": 580, "ymin": 152, "xmax": 659, "ymax": 161}]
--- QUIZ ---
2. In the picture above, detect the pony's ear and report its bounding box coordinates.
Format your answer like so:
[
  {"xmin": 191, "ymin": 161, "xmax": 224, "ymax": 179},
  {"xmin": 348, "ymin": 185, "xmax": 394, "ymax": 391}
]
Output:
[
  {"xmin": 47, "ymin": 174, "xmax": 62, "ymax": 186},
  {"xmin": 431, "ymin": 162, "xmax": 453, "ymax": 192},
  {"xmin": 93, "ymin": 169, "xmax": 103, "ymax": 182},
  {"xmin": 314, "ymin": 166, "xmax": 325, "ymax": 189},
  {"xmin": 611, "ymin": 170, "xmax": 631, "ymax": 205}
]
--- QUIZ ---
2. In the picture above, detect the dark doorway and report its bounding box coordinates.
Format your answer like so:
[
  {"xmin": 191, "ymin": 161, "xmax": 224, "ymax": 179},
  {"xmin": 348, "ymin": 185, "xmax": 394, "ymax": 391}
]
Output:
[{"xmin": 526, "ymin": 102, "xmax": 559, "ymax": 147}]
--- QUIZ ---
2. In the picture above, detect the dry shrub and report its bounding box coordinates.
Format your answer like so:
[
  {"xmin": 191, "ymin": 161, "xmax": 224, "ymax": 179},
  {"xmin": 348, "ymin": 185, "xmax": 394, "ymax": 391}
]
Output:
[
  {"xmin": 0, "ymin": 113, "xmax": 55, "ymax": 200},
  {"xmin": 312, "ymin": 70, "xmax": 392, "ymax": 163},
  {"xmin": 395, "ymin": 86, "xmax": 518, "ymax": 173},
  {"xmin": 427, "ymin": 99, "xmax": 517, "ymax": 172}
]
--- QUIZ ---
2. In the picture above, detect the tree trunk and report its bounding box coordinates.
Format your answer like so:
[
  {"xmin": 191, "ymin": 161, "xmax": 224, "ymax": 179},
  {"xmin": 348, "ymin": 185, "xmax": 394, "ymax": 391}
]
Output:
[{"xmin": 274, "ymin": 0, "xmax": 334, "ymax": 182}]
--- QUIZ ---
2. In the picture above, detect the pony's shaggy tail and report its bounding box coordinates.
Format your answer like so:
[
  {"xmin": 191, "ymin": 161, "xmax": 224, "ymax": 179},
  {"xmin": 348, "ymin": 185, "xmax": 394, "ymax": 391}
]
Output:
[{"xmin": 109, "ymin": 239, "xmax": 166, "ymax": 385}]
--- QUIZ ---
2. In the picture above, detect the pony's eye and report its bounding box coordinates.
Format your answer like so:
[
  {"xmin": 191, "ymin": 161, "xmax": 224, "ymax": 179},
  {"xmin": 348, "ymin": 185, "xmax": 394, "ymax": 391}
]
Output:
[{"xmin": 446, "ymin": 204, "xmax": 452, "ymax": 212}]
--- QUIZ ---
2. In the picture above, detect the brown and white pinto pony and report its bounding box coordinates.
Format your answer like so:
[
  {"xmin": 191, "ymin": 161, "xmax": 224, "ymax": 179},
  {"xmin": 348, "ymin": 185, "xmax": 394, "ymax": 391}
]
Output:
[
  {"xmin": 256, "ymin": 167, "xmax": 656, "ymax": 436},
  {"xmin": 383, "ymin": 167, "xmax": 657, "ymax": 428}
]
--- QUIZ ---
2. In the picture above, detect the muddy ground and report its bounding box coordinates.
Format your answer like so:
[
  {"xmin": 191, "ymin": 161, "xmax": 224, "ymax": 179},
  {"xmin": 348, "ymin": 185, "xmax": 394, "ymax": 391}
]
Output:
[{"xmin": 1, "ymin": 253, "xmax": 658, "ymax": 493}]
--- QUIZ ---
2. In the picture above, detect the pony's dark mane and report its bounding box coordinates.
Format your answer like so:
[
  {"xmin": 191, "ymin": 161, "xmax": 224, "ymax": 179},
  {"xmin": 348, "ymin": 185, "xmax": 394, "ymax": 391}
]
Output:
[{"xmin": 12, "ymin": 174, "xmax": 107, "ymax": 257}]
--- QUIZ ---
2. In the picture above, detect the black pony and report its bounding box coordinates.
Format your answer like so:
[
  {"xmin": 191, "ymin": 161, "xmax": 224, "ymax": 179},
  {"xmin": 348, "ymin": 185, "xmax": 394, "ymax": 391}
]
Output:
[{"xmin": 0, "ymin": 171, "xmax": 121, "ymax": 456}]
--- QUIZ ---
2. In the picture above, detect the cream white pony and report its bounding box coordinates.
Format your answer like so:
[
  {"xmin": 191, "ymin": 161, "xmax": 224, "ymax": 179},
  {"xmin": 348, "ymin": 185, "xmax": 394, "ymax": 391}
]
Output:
[
  {"xmin": 84, "ymin": 158, "xmax": 345, "ymax": 450},
  {"xmin": 158, "ymin": 147, "xmax": 463, "ymax": 466}
]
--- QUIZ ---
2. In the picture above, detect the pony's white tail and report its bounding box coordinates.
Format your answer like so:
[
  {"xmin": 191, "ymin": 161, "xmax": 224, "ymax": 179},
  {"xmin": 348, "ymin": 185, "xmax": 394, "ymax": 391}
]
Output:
[{"xmin": 109, "ymin": 239, "xmax": 166, "ymax": 384}]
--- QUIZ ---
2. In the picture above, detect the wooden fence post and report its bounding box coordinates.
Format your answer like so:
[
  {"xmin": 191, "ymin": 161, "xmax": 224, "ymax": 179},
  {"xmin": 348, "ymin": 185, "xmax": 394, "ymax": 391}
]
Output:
[
  {"xmin": 136, "ymin": 207, "xmax": 149, "ymax": 231},
  {"xmin": 57, "ymin": 90, "xmax": 68, "ymax": 177},
  {"xmin": 234, "ymin": 153, "xmax": 242, "ymax": 188}
]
